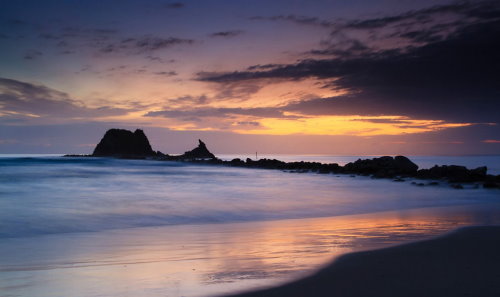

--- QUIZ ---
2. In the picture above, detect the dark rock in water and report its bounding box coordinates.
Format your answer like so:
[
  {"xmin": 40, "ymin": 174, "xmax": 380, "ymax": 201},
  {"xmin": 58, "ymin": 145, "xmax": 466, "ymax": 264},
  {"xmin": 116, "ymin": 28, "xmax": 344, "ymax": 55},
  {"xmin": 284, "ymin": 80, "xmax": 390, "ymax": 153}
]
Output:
[
  {"xmin": 92, "ymin": 129, "xmax": 156, "ymax": 157},
  {"xmin": 180, "ymin": 139, "xmax": 216, "ymax": 159},
  {"xmin": 483, "ymin": 182, "xmax": 499, "ymax": 189},
  {"xmin": 343, "ymin": 155, "xmax": 418, "ymax": 178},
  {"xmin": 394, "ymin": 156, "xmax": 419, "ymax": 173},
  {"xmin": 229, "ymin": 158, "xmax": 245, "ymax": 166},
  {"xmin": 416, "ymin": 165, "xmax": 488, "ymax": 182}
]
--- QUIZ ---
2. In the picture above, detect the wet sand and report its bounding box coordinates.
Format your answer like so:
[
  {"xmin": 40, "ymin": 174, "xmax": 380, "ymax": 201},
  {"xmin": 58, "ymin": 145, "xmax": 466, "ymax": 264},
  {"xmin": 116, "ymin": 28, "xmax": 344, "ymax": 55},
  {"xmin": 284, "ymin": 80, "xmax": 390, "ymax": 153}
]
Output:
[
  {"xmin": 223, "ymin": 226, "xmax": 500, "ymax": 297},
  {"xmin": 2, "ymin": 205, "xmax": 500, "ymax": 297},
  {"xmin": 0, "ymin": 203, "xmax": 500, "ymax": 297}
]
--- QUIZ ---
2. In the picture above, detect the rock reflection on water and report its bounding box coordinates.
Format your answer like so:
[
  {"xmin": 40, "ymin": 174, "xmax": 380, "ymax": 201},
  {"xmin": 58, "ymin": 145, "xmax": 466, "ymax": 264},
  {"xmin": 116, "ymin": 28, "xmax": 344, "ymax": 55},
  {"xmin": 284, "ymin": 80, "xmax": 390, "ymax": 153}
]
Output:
[{"xmin": 1, "ymin": 204, "xmax": 500, "ymax": 297}]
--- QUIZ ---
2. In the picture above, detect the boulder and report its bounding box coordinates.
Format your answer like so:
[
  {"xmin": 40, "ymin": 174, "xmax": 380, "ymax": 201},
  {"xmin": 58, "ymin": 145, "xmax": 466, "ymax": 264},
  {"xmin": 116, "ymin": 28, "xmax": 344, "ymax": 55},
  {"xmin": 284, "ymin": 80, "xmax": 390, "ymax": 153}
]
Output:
[
  {"xmin": 394, "ymin": 156, "xmax": 419, "ymax": 173},
  {"xmin": 416, "ymin": 165, "xmax": 488, "ymax": 182},
  {"xmin": 343, "ymin": 156, "xmax": 419, "ymax": 177},
  {"xmin": 92, "ymin": 129, "xmax": 156, "ymax": 157}
]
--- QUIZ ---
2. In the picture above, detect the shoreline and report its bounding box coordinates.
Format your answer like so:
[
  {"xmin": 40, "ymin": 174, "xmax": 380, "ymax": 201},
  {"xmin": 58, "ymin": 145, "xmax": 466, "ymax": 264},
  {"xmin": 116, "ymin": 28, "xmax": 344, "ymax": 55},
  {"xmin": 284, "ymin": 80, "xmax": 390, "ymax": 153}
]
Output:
[{"xmin": 221, "ymin": 225, "xmax": 500, "ymax": 297}]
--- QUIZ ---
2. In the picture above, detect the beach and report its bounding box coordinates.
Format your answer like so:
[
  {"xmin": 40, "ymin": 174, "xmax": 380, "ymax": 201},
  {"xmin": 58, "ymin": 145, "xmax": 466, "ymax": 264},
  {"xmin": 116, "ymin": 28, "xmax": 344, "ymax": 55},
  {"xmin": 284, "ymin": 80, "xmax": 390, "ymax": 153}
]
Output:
[
  {"xmin": 2, "ymin": 205, "xmax": 500, "ymax": 297},
  {"xmin": 224, "ymin": 225, "xmax": 500, "ymax": 297}
]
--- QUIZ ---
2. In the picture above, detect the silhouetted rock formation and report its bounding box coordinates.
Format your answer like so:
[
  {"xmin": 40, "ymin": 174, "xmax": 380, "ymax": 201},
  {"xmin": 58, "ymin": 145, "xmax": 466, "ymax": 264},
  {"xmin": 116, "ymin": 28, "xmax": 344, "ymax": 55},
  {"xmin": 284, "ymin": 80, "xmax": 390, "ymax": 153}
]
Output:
[
  {"xmin": 92, "ymin": 129, "xmax": 157, "ymax": 157},
  {"xmin": 239, "ymin": 158, "xmax": 341, "ymax": 173},
  {"xmin": 67, "ymin": 128, "xmax": 499, "ymax": 190},
  {"xmin": 416, "ymin": 165, "xmax": 487, "ymax": 182},
  {"xmin": 211, "ymin": 156, "xmax": 498, "ymax": 189},
  {"xmin": 179, "ymin": 139, "xmax": 216, "ymax": 160},
  {"xmin": 344, "ymin": 156, "xmax": 419, "ymax": 178}
]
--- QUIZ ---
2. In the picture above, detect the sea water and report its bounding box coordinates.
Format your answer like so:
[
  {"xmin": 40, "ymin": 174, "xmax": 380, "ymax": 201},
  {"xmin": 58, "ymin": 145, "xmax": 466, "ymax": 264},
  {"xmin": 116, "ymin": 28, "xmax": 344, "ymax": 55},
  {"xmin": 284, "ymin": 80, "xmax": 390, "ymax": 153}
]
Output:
[{"xmin": 0, "ymin": 155, "xmax": 499, "ymax": 297}]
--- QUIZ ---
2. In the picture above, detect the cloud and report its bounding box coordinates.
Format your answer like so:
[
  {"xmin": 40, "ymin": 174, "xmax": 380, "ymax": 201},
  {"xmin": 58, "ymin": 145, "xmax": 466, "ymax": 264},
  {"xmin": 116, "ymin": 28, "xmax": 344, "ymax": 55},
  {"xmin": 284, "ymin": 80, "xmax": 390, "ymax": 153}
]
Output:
[
  {"xmin": 351, "ymin": 118, "xmax": 414, "ymax": 124},
  {"xmin": 154, "ymin": 71, "xmax": 177, "ymax": 76},
  {"xmin": 197, "ymin": 3, "xmax": 500, "ymax": 123},
  {"xmin": 0, "ymin": 77, "xmax": 131, "ymax": 121},
  {"xmin": 250, "ymin": 1, "xmax": 499, "ymax": 60},
  {"xmin": 145, "ymin": 56, "xmax": 176, "ymax": 63},
  {"xmin": 171, "ymin": 95, "xmax": 210, "ymax": 105},
  {"xmin": 23, "ymin": 49, "xmax": 42, "ymax": 60},
  {"xmin": 235, "ymin": 121, "xmax": 261, "ymax": 126},
  {"xmin": 209, "ymin": 30, "xmax": 244, "ymax": 38},
  {"xmin": 246, "ymin": 64, "xmax": 282, "ymax": 71},
  {"xmin": 145, "ymin": 107, "xmax": 292, "ymax": 119},
  {"xmin": 165, "ymin": 2, "xmax": 184, "ymax": 9},
  {"xmin": 31, "ymin": 24, "xmax": 192, "ymax": 58},
  {"xmin": 100, "ymin": 36, "xmax": 194, "ymax": 54},
  {"xmin": 483, "ymin": 139, "xmax": 500, "ymax": 143},
  {"xmin": 308, "ymin": 39, "xmax": 370, "ymax": 58},
  {"xmin": 341, "ymin": 1, "xmax": 499, "ymax": 30},
  {"xmin": 249, "ymin": 15, "xmax": 333, "ymax": 28},
  {"xmin": 6, "ymin": 19, "xmax": 27, "ymax": 26}
]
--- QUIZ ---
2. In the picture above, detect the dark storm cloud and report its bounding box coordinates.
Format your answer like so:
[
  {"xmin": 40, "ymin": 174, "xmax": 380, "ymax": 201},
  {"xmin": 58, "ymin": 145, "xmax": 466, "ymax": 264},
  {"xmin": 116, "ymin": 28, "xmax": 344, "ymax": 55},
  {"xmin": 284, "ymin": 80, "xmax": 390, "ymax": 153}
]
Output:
[
  {"xmin": 0, "ymin": 77, "xmax": 131, "ymax": 119},
  {"xmin": 198, "ymin": 2, "xmax": 500, "ymax": 123},
  {"xmin": 209, "ymin": 30, "xmax": 244, "ymax": 38}
]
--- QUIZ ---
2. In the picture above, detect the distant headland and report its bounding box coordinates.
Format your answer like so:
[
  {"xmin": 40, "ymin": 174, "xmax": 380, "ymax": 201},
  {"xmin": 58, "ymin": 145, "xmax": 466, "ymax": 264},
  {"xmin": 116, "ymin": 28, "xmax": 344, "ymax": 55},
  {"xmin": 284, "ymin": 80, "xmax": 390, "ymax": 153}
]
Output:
[{"xmin": 65, "ymin": 128, "xmax": 500, "ymax": 189}]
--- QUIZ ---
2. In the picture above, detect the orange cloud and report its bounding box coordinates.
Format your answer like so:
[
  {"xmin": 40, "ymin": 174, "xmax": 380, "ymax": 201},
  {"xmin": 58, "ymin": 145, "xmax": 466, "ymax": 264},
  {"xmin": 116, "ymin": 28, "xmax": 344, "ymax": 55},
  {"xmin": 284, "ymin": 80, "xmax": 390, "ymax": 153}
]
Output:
[{"xmin": 233, "ymin": 115, "xmax": 473, "ymax": 136}]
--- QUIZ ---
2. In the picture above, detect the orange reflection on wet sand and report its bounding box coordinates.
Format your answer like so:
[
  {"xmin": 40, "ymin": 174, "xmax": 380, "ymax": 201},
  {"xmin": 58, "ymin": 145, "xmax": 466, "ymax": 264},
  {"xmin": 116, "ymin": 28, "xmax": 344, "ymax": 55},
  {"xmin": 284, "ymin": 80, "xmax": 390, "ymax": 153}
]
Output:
[{"xmin": 1, "ymin": 204, "xmax": 500, "ymax": 297}]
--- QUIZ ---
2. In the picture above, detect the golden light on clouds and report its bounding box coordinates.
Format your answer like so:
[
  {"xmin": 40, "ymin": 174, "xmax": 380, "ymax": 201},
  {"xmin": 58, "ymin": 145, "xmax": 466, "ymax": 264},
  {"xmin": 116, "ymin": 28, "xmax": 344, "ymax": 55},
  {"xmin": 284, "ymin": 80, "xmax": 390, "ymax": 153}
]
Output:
[{"xmin": 234, "ymin": 115, "xmax": 473, "ymax": 136}]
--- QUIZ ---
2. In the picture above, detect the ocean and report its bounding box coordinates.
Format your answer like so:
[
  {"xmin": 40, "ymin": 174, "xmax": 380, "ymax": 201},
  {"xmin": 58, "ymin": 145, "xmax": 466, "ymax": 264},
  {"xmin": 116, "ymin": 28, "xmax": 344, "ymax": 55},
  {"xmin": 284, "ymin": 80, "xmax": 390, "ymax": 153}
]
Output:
[{"xmin": 1, "ymin": 155, "xmax": 499, "ymax": 297}]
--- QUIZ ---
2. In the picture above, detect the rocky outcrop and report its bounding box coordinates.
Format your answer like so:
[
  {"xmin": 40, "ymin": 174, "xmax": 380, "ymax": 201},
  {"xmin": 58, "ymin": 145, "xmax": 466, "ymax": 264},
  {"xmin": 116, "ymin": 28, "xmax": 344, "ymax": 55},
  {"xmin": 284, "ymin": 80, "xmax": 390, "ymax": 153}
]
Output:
[
  {"xmin": 70, "ymin": 128, "xmax": 499, "ymax": 190},
  {"xmin": 204, "ymin": 156, "xmax": 498, "ymax": 189},
  {"xmin": 343, "ymin": 156, "xmax": 419, "ymax": 177},
  {"xmin": 92, "ymin": 129, "xmax": 157, "ymax": 157},
  {"xmin": 178, "ymin": 139, "xmax": 216, "ymax": 160},
  {"xmin": 416, "ymin": 165, "xmax": 488, "ymax": 182}
]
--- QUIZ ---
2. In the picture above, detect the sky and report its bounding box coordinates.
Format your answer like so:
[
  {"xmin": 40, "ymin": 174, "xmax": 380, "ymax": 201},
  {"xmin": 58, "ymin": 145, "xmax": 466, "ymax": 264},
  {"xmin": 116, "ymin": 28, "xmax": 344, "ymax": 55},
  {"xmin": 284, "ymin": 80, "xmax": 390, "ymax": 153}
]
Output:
[{"xmin": 0, "ymin": 0, "xmax": 499, "ymax": 155}]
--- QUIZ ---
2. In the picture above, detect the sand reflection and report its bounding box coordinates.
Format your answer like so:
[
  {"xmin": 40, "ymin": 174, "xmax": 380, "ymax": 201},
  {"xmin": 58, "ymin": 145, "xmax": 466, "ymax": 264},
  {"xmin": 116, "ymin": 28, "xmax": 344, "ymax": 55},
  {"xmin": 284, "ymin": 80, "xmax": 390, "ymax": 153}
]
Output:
[{"xmin": 1, "ymin": 204, "xmax": 500, "ymax": 297}]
